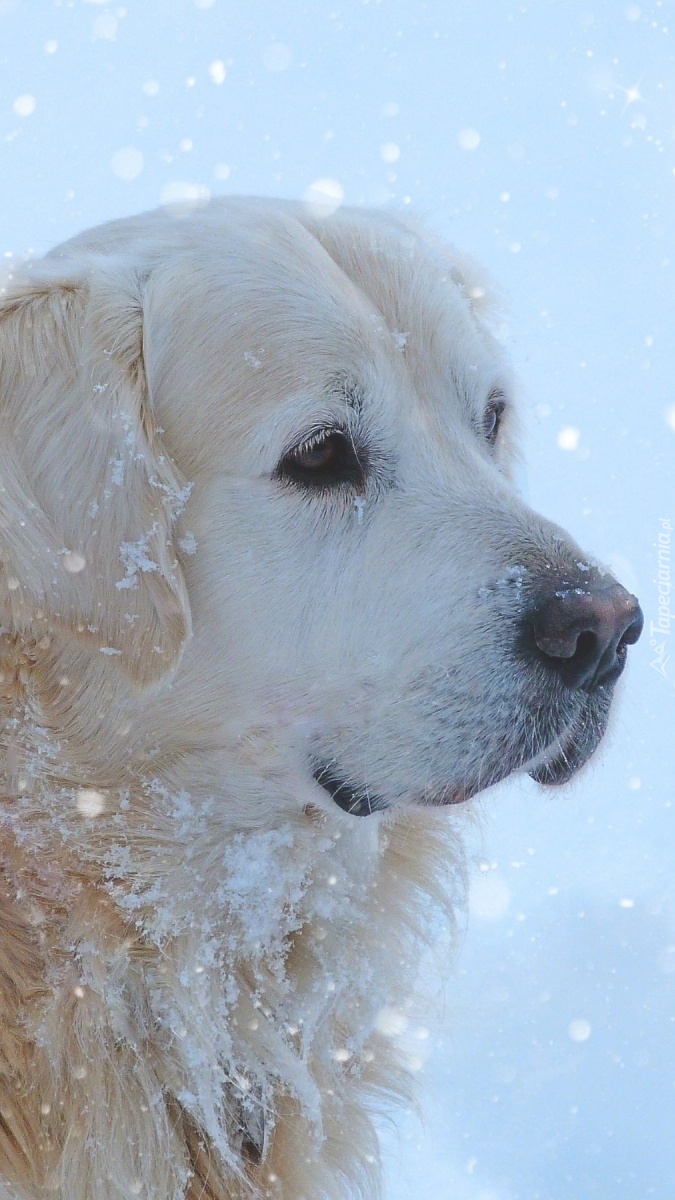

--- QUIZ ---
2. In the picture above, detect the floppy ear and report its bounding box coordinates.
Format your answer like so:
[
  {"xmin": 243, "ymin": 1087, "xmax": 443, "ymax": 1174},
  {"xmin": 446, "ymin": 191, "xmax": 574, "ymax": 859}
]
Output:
[{"xmin": 0, "ymin": 257, "xmax": 191, "ymax": 686}]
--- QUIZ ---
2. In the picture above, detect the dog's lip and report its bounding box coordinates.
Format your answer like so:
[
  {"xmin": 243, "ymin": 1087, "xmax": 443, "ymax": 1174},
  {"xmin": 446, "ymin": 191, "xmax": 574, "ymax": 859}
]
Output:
[
  {"xmin": 528, "ymin": 739, "xmax": 584, "ymax": 786},
  {"xmin": 429, "ymin": 783, "xmax": 471, "ymax": 806},
  {"xmin": 313, "ymin": 766, "xmax": 472, "ymax": 815},
  {"xmin": 312, "ymin": 767, "xmax": 388, "ymax": 816},
  {"xmin": 314, "ymin": 699, "xmax": 607, "ymax": 814},
  {"xmin": 527, "ymin": 696, "xmax": 609, "ymax": 786}
]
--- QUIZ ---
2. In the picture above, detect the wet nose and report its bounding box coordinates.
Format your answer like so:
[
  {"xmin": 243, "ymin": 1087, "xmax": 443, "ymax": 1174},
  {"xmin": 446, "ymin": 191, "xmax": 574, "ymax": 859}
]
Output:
[{"xmin": 525, "ymin": 578, "xmax": 643, "ymax": 691}]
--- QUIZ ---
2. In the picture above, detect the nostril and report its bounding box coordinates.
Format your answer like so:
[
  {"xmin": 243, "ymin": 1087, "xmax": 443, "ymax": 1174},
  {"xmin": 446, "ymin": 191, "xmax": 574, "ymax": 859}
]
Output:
[
  {"xmin": 533, "ymin": 625, "xmax": 603, "ymax": 691},
  {"xmin": 573, "ymin": 630, "xmax": 598, "ymax": 670},
  {"xmin": 523, "ymin": 580, "xmax": 643, "ymax": 692},
  {"xmin": 619, "ymin": 609, "xmax": 644, "ymax": 649}
]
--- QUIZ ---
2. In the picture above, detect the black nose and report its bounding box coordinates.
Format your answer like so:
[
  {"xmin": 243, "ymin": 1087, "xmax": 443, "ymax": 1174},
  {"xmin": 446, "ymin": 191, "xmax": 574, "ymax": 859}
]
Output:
[{"xmin": 524, "ymin": 577, "xmax": 643, "ymax": 691}]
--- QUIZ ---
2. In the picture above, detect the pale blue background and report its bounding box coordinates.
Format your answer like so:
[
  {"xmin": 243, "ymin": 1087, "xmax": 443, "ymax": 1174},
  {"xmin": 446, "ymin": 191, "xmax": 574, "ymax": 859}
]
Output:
[{"xmin": 1, "ymin": 2, "xmax": 674, "ymax": 1196}]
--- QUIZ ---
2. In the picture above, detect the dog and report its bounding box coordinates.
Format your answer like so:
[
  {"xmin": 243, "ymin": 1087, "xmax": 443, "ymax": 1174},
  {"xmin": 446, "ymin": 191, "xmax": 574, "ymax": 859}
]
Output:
[{"xmin": 0, "ymin": 198, "xmax": 642, "ymax": 1199}]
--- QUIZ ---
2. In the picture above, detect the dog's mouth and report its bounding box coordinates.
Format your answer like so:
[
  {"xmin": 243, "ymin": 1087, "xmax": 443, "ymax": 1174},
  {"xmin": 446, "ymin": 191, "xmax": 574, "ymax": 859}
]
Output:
[
  {"xmin": 314, "ymin": 693, "xmax": 611, "ymax": 816},
  {"xmin": 527, "ymin": 692, "xmax": 611, "ymax": 786},
  {"xmin": 313, "ymin": 766, "xmax": 470, "ymax": 816},
  {"xmin": 312, "ymin": 767, "xmax": 389, "ymax": 817}
]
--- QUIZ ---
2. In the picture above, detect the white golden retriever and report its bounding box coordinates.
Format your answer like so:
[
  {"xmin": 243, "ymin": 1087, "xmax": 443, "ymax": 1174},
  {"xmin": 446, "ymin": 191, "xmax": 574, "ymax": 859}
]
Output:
[{"xmin": 0, "ymin": 198, "xmax": 641, "ymax": 1200}]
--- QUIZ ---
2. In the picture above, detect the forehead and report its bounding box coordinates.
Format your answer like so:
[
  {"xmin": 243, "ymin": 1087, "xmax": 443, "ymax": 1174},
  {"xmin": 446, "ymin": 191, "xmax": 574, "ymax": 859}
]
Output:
[
  {"xmin": 297, "ymin": 206, "xmax": 506, "ymax": 406},
  {"xmin": 144, "ymin": 202, "xmax": 506, "ymax": 460}
]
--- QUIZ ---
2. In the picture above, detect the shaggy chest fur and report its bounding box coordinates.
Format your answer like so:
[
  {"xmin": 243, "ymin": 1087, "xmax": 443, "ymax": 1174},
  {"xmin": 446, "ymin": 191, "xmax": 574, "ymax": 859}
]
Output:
[{"xmin": 0, "ymin": 639, "xmax": 461, "ymax": 1200}]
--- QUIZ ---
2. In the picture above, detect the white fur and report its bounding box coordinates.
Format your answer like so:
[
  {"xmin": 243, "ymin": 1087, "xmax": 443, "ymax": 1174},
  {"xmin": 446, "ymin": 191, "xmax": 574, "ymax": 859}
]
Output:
[{"xmin": 0, "ymin": 198, "xmax": 600, "ymax": 1198}]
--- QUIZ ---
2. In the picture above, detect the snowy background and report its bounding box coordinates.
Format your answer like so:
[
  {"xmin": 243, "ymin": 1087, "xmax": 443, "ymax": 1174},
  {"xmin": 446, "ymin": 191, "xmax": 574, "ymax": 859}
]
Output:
[{"xmin": 1, "ymin": 1, "xmax": 674, "ymax": 1197}]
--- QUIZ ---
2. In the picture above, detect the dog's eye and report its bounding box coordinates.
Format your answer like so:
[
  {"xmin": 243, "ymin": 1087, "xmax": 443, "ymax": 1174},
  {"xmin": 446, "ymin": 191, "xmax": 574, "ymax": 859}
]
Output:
[
  {"xmin": 277, "ymin": 430, "xmax": 364, "ymax": 489},
  {"xmin": 483, "ymin": 395, "xmax": 506, "ymax": 446}
]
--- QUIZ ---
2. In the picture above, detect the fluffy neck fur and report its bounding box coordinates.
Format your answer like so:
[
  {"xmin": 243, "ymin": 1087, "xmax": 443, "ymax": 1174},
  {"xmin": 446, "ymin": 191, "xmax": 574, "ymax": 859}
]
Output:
[{"xmin": 0, "ymin": 634, "xmax": 466, "ymax": 1200}]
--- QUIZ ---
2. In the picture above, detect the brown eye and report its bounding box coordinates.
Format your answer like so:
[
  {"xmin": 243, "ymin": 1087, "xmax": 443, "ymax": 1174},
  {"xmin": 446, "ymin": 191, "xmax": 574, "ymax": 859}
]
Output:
[
  {"xmin": 295, "ymin": 439, "xmax": 338, "ymax": 470},
  {"xmin": 483, "ymin": 395, "xmax": 506, "ymax": 446},
  {"xmin": 276, "ymin": 430, "xmax": 365, "ymax": 489}
]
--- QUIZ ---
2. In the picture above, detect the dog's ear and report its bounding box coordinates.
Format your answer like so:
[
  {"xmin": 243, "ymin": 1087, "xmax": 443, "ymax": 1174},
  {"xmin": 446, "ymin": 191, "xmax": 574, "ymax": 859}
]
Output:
[{"xmin": 0, "ymin": 257, "xmax": 191, "ymax": 686}]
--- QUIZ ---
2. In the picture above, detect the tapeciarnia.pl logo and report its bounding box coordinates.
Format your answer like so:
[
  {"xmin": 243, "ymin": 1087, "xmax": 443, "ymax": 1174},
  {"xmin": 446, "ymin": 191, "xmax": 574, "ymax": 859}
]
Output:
[{"xmin": 650, "ymin": 517, "xmax": 673, "ymax": 684}]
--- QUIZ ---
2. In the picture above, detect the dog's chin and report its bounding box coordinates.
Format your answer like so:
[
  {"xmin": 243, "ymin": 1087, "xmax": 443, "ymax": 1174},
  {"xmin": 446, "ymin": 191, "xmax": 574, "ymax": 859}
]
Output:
[
  {"xmin": 527, "ymin": 696, "xmax": 611, "ymax": 786},
  {"xmin": 315, "ymin": 693, "xmax": 614, "ymax": 816}
]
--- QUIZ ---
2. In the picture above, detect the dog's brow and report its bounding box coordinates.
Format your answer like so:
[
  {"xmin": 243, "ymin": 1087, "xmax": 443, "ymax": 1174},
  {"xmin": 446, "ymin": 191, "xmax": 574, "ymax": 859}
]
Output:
[{"xmin": 329, "ymin": 373, "xmax": 364, "ymax": 413}]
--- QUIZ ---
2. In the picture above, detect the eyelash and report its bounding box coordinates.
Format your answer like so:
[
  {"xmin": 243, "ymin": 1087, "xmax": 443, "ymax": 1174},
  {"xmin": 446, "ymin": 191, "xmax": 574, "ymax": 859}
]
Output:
[
  {"xmin": 483, "ymin": 395, "xmax": 506, "ymax": 446},
  {"xmin": 275, "ymin": 390, "xmax": 507, "ymax": 493},
  {"xmin": 275, "ymin": 428, "xmax": 366, "ymax": 490}
]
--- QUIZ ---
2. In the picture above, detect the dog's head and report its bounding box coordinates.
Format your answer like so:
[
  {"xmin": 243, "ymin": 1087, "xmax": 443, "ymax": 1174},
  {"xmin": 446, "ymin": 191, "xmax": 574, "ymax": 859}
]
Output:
[{"xmin": 0, "ymin": 199, "xmax": 642, "ymax": 818}]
